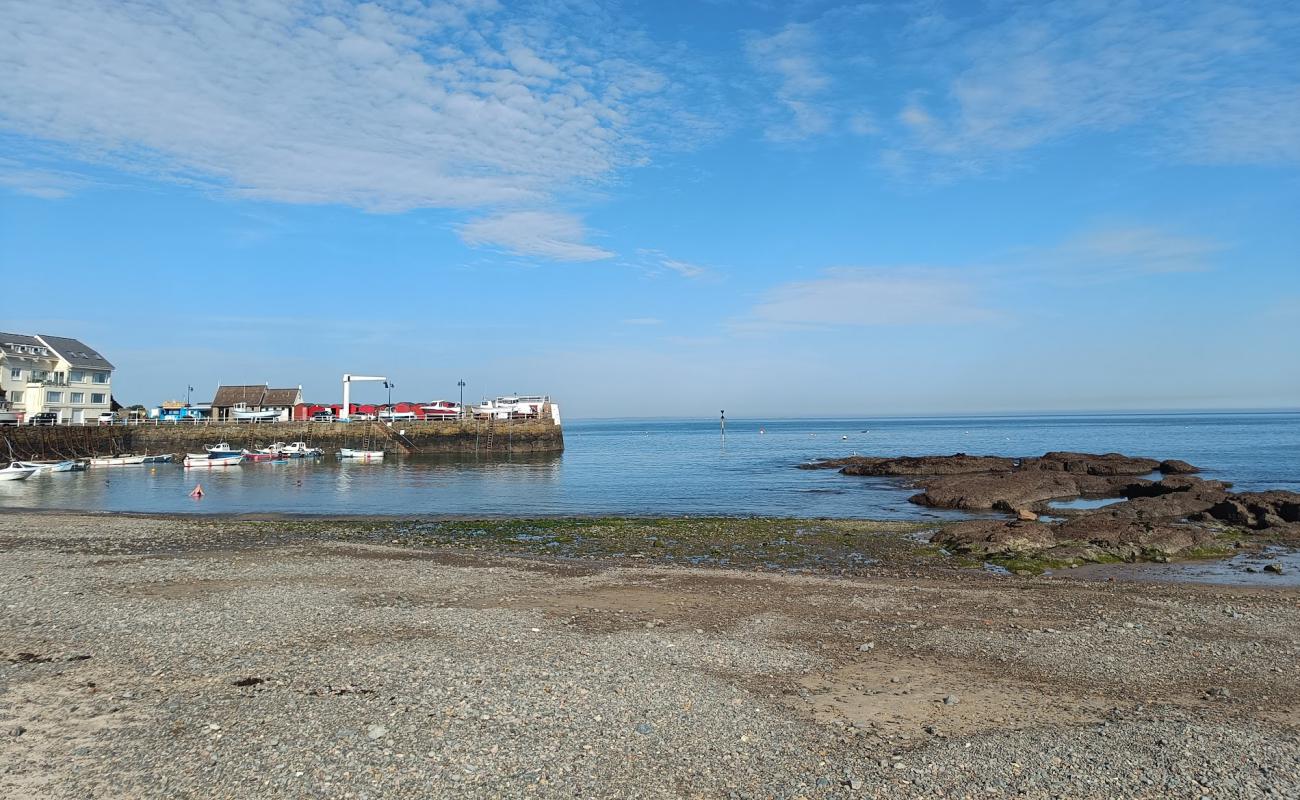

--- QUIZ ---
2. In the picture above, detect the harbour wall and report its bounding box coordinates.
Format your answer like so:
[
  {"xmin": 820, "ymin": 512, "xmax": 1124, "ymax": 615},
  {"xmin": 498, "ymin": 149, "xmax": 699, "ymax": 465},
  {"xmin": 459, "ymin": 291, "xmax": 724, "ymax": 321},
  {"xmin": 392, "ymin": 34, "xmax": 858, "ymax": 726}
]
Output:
[{"xmin": 1, "ymin": 418, "xmax": 563, "ymax": 460}]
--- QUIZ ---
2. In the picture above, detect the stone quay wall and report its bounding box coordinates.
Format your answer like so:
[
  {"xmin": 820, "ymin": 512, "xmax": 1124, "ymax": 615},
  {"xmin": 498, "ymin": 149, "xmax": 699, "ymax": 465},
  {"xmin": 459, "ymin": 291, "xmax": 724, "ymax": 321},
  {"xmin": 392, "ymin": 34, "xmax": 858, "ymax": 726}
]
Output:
[{"xmin": 1, "ymin": 418, "xmax": 563, "ymax": 459}]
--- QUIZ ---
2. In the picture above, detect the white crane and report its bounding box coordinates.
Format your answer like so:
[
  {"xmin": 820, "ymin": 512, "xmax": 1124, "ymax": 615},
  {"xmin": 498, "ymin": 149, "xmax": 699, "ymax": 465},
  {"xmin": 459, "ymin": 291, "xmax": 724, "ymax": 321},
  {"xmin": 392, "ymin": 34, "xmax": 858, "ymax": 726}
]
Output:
[{"xmin": 340, "ymin": 374, "xmax": 387, "ymax": 422}]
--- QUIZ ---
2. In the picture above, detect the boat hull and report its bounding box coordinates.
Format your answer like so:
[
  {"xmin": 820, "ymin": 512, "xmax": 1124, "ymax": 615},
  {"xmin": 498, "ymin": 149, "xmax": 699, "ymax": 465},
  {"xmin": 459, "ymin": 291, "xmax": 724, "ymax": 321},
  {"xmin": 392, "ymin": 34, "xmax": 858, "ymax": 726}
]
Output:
[
  {"xmin": 338, "ymin": 449, "xmax": 384, "ymax": 460},
  {"xmin": 89, "ymin": 455, "xmax": 147, "ymax": 467},
  {"xmin": 184, "ymin": 453, "xmax": 245, "ymax": 468},
  {"xmin": 0, "ymin": 466, "xmax": 37, "ymax": 481}
]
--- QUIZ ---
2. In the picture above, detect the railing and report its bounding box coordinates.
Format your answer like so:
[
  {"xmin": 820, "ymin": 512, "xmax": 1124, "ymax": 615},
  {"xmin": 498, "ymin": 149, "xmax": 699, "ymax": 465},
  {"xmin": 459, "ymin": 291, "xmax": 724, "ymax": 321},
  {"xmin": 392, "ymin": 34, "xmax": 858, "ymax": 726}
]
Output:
[{"xmin": 16, "ymin": 412, "xmax": 558, "ymax": 428}]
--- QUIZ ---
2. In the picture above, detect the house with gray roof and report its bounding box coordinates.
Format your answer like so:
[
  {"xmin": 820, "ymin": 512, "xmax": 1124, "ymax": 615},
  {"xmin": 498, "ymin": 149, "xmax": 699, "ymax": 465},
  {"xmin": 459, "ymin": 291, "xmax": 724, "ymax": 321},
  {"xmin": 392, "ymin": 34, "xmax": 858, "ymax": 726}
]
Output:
[
  {"xmin": 211, "ymin": 384, "xmax": 303, "ymax": 421},
  {"xmin": 0, "ymin": 333, "xmax": 115, "ymax": 423}
]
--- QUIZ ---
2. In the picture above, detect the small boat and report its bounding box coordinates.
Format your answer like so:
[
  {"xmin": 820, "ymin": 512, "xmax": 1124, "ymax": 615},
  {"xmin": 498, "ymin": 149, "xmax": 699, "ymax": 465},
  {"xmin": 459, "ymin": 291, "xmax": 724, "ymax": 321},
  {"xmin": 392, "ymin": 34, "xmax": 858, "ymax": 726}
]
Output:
[
  {"xmin": 231, "ymin": 408, "xmax": 281, "ymax": 422},
  {"xmin": 183, "ymin": 452, "xmax": 245, "ymax": 468},
  {"xmin": 419, "ymin": 400, "xmax": 462, "ymax": 418},
  {"xmin": 338, "ymin": 448, "xmax": 384, "ymax": 460},
  {"xmin": 243, "ymin": 452, "xmax": 278, "ymax": 463},
  {"xmin": 255, "ymin": 442, "xmax": 288, "ymax": 456},
  {"xmin": 17, "ymin": 460, "xmax": 77, "ymax": 474},
  {"xmin": 204, "ymin": 442, "xmax": 242, "ymax": 455},
  {"xmin": 142, "ymin": 454, "xmax": 174, "ymax": 463},
  {"xmin": 278, "ymin": 441, "xmax": 323, "ymax": 457},
  {"xmin": 89, "ymin": 454, "xmax": 148, "ymax": 467},
  {"xmin": 0, "ymin": 462, "xmax": 38, "ymax": 481}
]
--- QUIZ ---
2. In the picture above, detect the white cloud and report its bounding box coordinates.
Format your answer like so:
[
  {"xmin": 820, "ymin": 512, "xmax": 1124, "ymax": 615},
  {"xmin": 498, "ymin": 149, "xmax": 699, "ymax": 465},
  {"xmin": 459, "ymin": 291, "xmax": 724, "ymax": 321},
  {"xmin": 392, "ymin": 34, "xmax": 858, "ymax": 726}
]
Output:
[
  {"xmin": 743, "ymin": 267, "xmax": 996, "ymax": 329},
  {"xmin": 0, "ymin": 0, "xmax": 694, "ymax": 213},
  {"xmin": 0, "ymin": 157, "xmax": 86, "ymax": 198},
  {"xmin": 1177, "ymin": 86, "xmax": 1300, "ymax": 166},
  {"xmin": 1048, "ymin": 226, "xmax": 1222, "ymax": 276},
  {"xmin": 745, "ymin": 23, "xmax": 833, "ymax": 141},
  {"xmin": 457, "ymin": 210, "xmax": 614, "ymax": 262},
  {"xmin": 631, "ymin": 249, "xmax": 711, "ymax": 279},
  {"xmin": 886, "ymin": 0, "xmax": 1299, "ymax": 172}
]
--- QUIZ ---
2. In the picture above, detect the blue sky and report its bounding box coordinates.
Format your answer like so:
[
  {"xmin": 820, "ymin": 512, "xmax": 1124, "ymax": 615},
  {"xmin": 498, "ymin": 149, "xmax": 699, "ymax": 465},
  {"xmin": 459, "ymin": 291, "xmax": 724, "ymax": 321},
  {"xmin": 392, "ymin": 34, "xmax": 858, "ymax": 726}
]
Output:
[{"xmin": 1, "ymin": 0, "xmax": 1297, "ymax": 417}]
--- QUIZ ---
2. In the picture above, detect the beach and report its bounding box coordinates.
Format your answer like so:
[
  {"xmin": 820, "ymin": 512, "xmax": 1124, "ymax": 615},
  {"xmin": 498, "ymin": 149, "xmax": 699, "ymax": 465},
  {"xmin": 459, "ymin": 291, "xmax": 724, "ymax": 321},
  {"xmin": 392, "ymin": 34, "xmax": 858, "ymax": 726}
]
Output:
[{"xmin": 3, "ymin": 512, "xmax": 1298, "ymax": 798}]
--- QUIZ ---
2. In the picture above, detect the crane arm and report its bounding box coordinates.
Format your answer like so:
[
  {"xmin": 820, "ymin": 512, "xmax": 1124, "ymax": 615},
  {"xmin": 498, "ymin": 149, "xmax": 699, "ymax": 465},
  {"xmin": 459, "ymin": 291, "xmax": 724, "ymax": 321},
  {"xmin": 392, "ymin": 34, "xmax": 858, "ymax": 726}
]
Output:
[{"xmin": 340, "ymin": 374, "xmax": 388, "ymax": 420}]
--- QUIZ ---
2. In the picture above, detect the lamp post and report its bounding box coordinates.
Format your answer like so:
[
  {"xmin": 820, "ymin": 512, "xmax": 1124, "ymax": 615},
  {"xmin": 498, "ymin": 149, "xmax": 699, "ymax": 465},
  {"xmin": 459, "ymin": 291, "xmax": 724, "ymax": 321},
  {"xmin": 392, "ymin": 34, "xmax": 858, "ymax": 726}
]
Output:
[
  {"xmin": 187, "ymin": 385, "xmax": 193, "ymax": 406},
  {"xmin": 384, "ymin": 381, "xmax": 393, "ymax": 411},
  {"xmin": 457, "ymin": 379, "xmax": 466, "ymax": 418}
]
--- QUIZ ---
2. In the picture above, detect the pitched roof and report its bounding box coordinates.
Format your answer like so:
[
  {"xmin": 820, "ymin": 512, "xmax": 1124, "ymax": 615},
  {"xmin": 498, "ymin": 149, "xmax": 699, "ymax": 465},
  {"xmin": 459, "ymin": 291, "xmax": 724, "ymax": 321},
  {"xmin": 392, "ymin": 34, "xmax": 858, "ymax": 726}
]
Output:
[
  {"xmin": 212, "ymin": 384, "xmax": 269, "ymax": 407},
  {"xmin": 0, "ymin": 332, "xmax": 57, "ymax": 363},
  {"xmin": 263, "ymin": 388, "xmax": 301, "ymax": 406},
  {"xmin": 36, "ymin": 335, "xmax": 115, "ymax": 370}
]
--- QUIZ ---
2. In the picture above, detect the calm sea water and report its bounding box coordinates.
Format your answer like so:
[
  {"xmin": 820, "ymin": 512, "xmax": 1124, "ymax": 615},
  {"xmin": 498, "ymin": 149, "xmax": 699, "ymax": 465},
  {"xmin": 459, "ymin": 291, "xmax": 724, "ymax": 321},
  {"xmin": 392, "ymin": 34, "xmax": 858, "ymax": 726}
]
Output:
[{"xmin": 2, "ymin": 413, "xmax": 1297, "ymax": 518}]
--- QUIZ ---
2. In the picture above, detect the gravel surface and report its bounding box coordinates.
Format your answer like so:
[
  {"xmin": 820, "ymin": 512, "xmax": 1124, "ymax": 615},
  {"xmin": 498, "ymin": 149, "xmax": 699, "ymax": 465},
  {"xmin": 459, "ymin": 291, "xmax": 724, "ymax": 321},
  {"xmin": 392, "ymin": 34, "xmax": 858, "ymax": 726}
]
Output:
[{"xmin": 2, "ymin": 512, "xmax": 1299, "ymax": 798}]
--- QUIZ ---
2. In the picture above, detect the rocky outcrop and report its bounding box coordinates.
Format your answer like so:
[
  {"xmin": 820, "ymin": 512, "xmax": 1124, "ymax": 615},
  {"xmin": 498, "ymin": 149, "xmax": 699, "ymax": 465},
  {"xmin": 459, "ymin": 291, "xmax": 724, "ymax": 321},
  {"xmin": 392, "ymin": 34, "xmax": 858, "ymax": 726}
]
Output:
[
  {"xmin": 840, "ymin": 454, "xmax": 1018, "ymax": 476},
  {"xmin": 808, "ymin": 449, "xmax": 1297, "ymax": 567},
  {"xmin": 1203, "ymin": 492, "xmax": 1300, "ymax": 531},
  {"xmin": 909, "ymin": 471, "xmax": 1136, "ymax": 512}
]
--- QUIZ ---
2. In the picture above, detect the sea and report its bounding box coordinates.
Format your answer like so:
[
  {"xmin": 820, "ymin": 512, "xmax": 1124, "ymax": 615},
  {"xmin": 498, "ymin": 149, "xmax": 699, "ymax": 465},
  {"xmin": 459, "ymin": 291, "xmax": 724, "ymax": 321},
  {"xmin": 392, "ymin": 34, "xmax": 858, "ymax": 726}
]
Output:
[{"xmin": 2, "ymin": 413, "xmax": 1297, "ymax": 518}]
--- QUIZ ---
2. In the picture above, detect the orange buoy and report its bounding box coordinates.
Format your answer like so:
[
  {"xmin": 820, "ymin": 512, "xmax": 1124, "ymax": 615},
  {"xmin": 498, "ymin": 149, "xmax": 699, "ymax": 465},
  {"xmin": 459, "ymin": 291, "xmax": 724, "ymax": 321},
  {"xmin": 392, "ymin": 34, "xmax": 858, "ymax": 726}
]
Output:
[{"xmin": 189, "ymin": 485, "xmax": 204, "ymax": 499}]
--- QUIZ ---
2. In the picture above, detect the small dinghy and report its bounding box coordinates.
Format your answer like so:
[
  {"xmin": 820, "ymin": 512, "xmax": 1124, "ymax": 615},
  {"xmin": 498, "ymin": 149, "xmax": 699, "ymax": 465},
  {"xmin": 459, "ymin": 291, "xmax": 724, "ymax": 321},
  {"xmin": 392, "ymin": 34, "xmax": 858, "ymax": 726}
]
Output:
[{"xmin": 17, "ymin": 460, "xmax": 76, "ymax": 474}]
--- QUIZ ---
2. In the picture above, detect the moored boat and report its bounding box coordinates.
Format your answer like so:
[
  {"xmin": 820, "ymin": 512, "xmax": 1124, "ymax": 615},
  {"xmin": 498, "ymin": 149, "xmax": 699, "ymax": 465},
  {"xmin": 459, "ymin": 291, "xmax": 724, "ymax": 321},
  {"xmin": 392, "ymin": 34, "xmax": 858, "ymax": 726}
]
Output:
[
  {"xmin": 89, "ymin": 454, "xmax": 148, "ymax": 467},
  {"xmin": 183, "ymin": 452, "xmax": 244, "ymax": 468},
  {"xmin": 338, "ymin": 448, "xmax": 384, "ymax": 460},
  {"xmin": 0, "ymin": 462, "xmax": 38, "ymax": 481},
  {"xmin": 279, "ymin": 441, "xmax": 323, "ymax": 457},
  {"xmin": 142, "ymin": 454, "xmax": 173, "ymax": 463},
  {"xmin": 231, "ymin": 408, "xmax": 281, "ymax": 422},
  {"xmin": 204, "ymin": 442, "xmax": 241, "ymax": 455}
]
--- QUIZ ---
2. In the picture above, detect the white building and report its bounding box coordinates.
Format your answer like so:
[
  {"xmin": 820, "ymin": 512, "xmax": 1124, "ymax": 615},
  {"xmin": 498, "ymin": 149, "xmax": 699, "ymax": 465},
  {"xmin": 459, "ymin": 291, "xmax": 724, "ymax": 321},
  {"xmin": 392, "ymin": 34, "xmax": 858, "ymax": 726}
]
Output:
[{"xmin": 0, "ymin": 333, "xmax": 115, "ymax": 424}]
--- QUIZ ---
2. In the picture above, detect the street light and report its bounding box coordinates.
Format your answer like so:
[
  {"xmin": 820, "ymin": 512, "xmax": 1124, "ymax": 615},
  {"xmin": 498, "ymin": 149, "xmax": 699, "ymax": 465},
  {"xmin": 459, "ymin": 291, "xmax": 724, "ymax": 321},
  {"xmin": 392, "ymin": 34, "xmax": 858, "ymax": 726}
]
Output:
[
  {"xmin": 457, "ymin": 379, "xmax": 466, "ymax": 417},
  {"xmin": 186, "ymin": 385, "xmax": 193, "ymax": 406},
  {"xmin": 384, "ymin": 381, "xmax": 393, "ymax": 411}
]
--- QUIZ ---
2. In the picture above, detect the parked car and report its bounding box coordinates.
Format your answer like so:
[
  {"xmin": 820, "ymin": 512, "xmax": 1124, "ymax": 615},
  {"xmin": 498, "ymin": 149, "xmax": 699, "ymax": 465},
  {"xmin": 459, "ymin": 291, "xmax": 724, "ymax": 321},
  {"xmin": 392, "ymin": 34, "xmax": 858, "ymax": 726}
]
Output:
[
  {"xmin": 311, "ymin": 411, "xmax": 336, "ymax": 422},
  {"xmin": 97, "ymin": 411, "xmax": 116, "ymax": 425},
  {"xmin": 27, "ymin": 412, "xmax": 59, "ymax": 426}
]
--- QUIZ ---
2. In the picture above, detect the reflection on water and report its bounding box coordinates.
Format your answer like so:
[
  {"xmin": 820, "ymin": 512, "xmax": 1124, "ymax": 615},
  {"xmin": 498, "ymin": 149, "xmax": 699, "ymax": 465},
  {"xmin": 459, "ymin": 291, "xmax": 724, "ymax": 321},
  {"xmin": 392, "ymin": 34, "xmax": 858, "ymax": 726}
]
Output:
[
  {"xmin": 1, "ymin": 413, "xmax": 1297, "ymax": 518},
  {"xmin": 1048, "ymin": 497, "xmax": 1125, "ymax": 510},
  {"xmin": 1066, "ymin": 547, "xmax": 1300, "ymax": 587}
]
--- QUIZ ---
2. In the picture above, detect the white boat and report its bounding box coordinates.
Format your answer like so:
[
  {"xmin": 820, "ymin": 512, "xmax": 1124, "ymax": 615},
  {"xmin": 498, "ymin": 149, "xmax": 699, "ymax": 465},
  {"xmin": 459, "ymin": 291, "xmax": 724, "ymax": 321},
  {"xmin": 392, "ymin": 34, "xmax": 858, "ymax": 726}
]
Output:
[
  {"xmin": 184, "ymin": 452, "xmax": 244, "ymax": 468},
  {"xmin": 0, "ymin": 462, "xmax": 38, "ymax": 481},
  {"xmin": 231, "ymin": 408, "xmax": 281, "ymax": 422},
  {"xmin": 89, "ymin": 454, "xmax": 148, "ymax": 467},
  {"xmin": 473, "ymin": 395, "xmax": 548, "ymax": 419},
  {"xmin": 338, "ymin": 448, "xmax": 384, "ymax": 460},
  {"xmin": 279, "ymin": 441, "xmax": 323, "ymax": 457},
  {"xmin": 142, "ymin": 454, "xmax": 174, "ymax": 463},
  {"xmin": 17, "ymin": 460, "xmax": 77, "ymax": 474},
  {"xmin": 204, "ymin": 442, "xmax": 242, "ymax": 455},
  {"xmin": 419, "ymin": 400, "xmax": 462, "ymax": 418}
]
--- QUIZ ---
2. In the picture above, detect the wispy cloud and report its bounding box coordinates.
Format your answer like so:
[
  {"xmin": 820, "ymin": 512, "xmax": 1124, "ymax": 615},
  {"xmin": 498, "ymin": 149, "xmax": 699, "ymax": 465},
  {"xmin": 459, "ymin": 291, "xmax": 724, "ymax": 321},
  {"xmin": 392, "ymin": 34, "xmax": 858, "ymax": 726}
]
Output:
[
  {"xmin": 457, "ymin": 211, "xmax": 614, "ymax": 262},
  {"xmin": 629, "ymin": 249, "xmax": 713, "ymax": 279},
  {"xmin": 1046, "ymin": 226, "xmax": 1223, "ymax": 276},
  {"xmin": 882, "ymin": 0, "xmax": 1300, "ymax": 174},
  {"xmin": 0, "ymin": 157, "xmax": 87, "ymax": 198},
  {"xmin": 738, "ymin": 267, "xmax": 997, "ymax": 331},
  {"xmin": 744, "ymin": 23, "xmax": 833, "ymax": 141},
  {"xmin": 0, "ymin": 0, "xmax": 712, "ymax": 257}
]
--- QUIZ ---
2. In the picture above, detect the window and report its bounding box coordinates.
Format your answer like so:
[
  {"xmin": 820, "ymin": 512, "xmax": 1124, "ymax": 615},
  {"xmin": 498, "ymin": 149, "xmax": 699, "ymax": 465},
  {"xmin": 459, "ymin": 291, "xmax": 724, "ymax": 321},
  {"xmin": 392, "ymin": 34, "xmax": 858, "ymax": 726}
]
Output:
[
  {"xmin": 70, "ymin": 370, "xmax": 85, "ymax": 382},
  {"xmin": 71, "ymin": 392, "xmax": 84, "ymax": 404},
  {"xmin": 93, "ymin": 372, "xmax": 109, "ymax": 384},
  {"xmin": 46, "ymin": 391, "xmax": 62, "ymax": 403},
  {"xmin": 91, "ymin": 393, "xmax": 106, "ymax": 404},
  {"xmin": 8, "ymin": 368, "xmax": 20, "ymax": 380},
  {"xmin": 10, "ymin": 390, "xmax": 22, "ymax": 403}
]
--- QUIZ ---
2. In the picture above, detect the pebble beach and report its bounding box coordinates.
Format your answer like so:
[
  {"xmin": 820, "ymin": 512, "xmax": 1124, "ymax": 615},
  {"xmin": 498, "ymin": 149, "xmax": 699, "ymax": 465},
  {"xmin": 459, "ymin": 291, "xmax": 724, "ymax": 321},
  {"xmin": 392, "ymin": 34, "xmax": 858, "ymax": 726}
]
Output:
[{"xmin": 2, "ymin": 512, "xmax": 1299, "ymax": 798}]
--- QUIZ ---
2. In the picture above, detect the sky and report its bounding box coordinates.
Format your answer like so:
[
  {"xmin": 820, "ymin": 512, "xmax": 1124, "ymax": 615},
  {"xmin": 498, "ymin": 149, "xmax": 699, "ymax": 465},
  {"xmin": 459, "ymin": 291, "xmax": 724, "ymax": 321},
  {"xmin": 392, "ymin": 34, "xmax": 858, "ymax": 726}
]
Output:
[{"xmin": 1, "ymin": 0, "xmax": 1297, "ymax": 418}]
